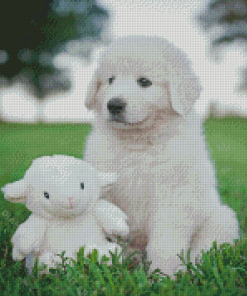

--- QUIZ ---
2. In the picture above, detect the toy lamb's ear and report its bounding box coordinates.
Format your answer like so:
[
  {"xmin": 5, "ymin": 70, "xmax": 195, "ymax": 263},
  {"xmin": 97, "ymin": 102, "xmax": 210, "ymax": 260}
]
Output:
[
  {"xmin": 85, "ymin": 71, "xmax": 101, "ymax": 111},
  {"xmin": 1, "ymin": 179, "xmax": 28, "ymax": 203},
  {"xmin": 98, "ymin": 172, "xmax": 117, "ymax": 187}
]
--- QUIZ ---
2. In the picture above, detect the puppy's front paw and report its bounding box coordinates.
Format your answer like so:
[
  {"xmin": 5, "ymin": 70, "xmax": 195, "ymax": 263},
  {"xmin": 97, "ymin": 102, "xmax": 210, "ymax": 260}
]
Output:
[
  {"xmin": 12, "ymin": 247, "xmax": 25, "ymax": 261},
  {"xmin": 39, "ymin": 252, "xmax": 62, "ymax": 270},
  {"xmin": 105, "ymin": 243, "xmax": 123, "ymax": 264}
]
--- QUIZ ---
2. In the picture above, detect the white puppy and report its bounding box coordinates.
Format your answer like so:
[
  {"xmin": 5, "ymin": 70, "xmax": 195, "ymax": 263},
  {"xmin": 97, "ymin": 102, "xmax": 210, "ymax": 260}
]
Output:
[{"xmin": 84, "ymin": 36, "xmax": 240, "ymax": 276}]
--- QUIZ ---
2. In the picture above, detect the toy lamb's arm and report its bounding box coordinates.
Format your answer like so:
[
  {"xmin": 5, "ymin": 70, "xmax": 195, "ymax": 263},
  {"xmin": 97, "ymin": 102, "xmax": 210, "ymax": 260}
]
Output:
[
  {"xmin": 93, "ymin": 199, "xmax": 129, "ymax": 237},
  {"xmin": 11, "ymin": 214, "xmax": 48, "ymax": 260}
]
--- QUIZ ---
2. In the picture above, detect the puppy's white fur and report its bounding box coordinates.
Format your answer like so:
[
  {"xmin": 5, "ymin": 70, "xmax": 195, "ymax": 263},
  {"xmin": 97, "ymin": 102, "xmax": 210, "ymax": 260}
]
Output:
[{"xmin": 84, "ymin": 36, "xmax": 240, "ymax": 276}]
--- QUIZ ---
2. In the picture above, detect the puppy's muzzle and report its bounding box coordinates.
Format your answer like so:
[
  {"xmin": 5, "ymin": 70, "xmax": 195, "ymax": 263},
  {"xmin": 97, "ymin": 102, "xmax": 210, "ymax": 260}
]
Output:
[{"xmin": 107, "ymin": 98, "xmax": 126, "ymax": 115}]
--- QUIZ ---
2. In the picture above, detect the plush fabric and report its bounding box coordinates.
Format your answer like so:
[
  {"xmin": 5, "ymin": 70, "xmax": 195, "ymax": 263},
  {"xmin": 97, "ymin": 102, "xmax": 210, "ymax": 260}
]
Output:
[{"xmin": 2, "ymin": 155, "xmax": 129, "ymax": 274}]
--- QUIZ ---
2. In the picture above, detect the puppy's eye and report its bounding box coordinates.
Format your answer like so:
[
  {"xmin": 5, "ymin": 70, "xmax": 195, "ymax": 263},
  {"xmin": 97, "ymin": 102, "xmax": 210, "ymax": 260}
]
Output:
[
  {"xmin": 137, "ymin": 78, "xmax": 152, "ymax": 88},
  {"xmin": 44, "ymin": 191, "xmax": 49, "ymax": 199},
  {"xmin": 108, "ymin": 76, "xmax": 115, "ymax": 84},
  {"xmin": 80, "ymin": 183, "xmax": 84, "ymax": 190}
]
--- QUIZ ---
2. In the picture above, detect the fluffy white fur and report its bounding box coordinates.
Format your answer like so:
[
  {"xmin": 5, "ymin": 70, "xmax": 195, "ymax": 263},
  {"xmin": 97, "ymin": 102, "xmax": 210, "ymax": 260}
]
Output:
[
  {"xmin": 84, "ymin": 36, "xmax": 240, "ymax": 276},
  {"xmin": 2, "ymin": 155, "xmax": 129, "ymax": 274}
]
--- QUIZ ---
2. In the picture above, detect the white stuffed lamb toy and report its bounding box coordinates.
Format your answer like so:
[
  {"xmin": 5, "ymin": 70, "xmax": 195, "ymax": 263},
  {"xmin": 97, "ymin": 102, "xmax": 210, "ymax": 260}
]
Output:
[{"xmin": 1, "ymin": 155, "xmax": 129, "ymax": 274}]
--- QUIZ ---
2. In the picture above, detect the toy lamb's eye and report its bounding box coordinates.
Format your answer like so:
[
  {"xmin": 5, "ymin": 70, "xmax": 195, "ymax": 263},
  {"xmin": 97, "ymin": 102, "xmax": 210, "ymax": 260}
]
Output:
[
  {"xmin": 44, "ymin": 191, "xmax": 49, "ymax": 199},
  {"xmin": 80, "ymin": 183, "xmax": 84, "ymax": 190},
  {"xmin": 137, "ymin": 77, "xmax": 152, "ymax": 88},
  {"xmin": 108, "ymin": 76, "xmax": 115, "ymax": 84}
]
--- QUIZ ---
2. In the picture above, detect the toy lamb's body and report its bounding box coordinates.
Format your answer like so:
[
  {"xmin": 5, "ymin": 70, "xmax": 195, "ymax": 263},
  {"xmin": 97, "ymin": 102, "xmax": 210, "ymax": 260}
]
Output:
[{"xmin": 2, "ymin": 155, "xmax": 129, "ymax": 274}]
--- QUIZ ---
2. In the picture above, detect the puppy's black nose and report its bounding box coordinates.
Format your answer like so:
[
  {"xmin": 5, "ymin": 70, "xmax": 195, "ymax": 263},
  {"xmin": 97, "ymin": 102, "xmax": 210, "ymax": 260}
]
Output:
[{"xmin": 107, "ymin": 98, "xmax": 126, "ymax": 115}]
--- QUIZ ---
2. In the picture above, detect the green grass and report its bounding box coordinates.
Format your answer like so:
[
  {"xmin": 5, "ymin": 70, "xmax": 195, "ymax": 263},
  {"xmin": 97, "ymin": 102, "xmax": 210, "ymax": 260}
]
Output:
[{"xmin": 0, "ymin": 117, "xmax": 247, "ymax": 295}]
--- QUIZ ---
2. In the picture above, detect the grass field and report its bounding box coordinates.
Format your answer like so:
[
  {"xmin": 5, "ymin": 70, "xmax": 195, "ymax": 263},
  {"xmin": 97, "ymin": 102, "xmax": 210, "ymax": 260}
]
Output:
[{"xmin": 0, "ymin": 117, "xmax": 246, "ymax": 295}]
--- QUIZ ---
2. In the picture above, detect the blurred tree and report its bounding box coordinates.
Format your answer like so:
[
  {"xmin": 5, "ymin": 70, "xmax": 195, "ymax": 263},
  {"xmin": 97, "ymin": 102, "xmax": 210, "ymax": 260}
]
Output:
[
  {"xmin": 197, "ymin": 0, "xmax": 247, "ymax": 51},
  {"xmin": 0, "ymin": 0, "xmax": 109, "ymax": 99},
  {"xmin": 197, "ymin": 0, "xmax": 247, "ymax": 91}
]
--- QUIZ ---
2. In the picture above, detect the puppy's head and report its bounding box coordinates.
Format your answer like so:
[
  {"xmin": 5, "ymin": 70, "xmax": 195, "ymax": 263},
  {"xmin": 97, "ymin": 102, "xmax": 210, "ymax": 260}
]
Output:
[{"xmin": 85, "ymin": 36, "xmax": 202, "ymax": 130}]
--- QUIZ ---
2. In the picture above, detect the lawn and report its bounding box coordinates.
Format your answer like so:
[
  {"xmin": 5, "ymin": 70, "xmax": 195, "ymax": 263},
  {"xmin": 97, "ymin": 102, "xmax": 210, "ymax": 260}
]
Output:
[{"xmin": 0, "ymin": 117, "xmax": 246, "ymax": 295}]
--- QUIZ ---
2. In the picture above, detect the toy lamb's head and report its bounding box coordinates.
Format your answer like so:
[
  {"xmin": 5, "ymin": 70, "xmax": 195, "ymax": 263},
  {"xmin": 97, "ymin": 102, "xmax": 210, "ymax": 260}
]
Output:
[{"xmin": 2, "ymin": 155, "xmax": 116, "ymax": 219}]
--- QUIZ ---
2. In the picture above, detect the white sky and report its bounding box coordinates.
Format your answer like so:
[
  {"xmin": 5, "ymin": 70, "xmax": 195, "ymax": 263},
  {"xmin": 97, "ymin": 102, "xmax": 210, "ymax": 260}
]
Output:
[{"xmin": 1, "ymin": 0, "xmax": 247, "ymax": 122}]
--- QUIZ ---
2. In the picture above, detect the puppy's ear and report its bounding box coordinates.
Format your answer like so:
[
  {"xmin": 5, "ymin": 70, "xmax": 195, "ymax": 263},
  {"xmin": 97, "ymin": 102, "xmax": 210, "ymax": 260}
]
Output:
[
  {"xmin": 1, "ymin": 179, "xmax": 28, "ymax": 204},
  {"xmin": 85, "ymin": 71, "xmax": 101, "ymax": 110},
  {"xmin": 168, "ymin": 63, "xmax": 202, "ymax": 116}
]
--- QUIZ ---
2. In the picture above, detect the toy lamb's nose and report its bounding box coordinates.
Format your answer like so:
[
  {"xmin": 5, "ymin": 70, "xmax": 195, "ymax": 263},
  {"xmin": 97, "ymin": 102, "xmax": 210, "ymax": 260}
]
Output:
[{"xmin": 69, "ymin": 197, "xmax": 73, "ymax": 208}]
